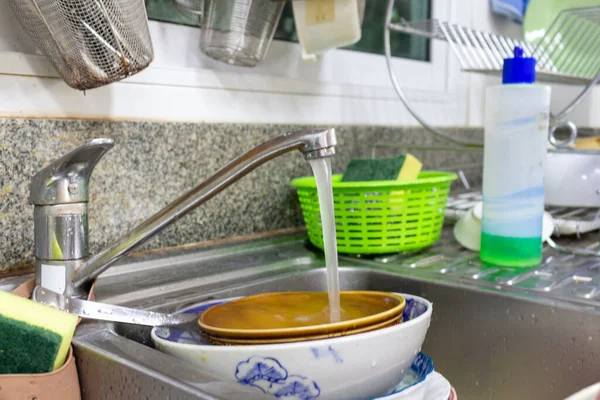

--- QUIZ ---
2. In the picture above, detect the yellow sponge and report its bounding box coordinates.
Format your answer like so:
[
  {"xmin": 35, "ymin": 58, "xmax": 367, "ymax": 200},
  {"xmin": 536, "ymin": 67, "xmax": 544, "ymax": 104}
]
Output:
[
  {"xmin": 0, "ymin": 290, "xmax": 77, "ymax": 374},
  {"xmin": 396, "ymin": 153, "xmax": 422, "ymax": 181}
]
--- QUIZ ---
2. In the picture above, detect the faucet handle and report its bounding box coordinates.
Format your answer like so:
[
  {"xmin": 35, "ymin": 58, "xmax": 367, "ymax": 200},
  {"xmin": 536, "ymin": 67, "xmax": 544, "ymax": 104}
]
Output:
[{"xmin": 30, "ymin": 138, "xmax": 114, "ymax": 205}]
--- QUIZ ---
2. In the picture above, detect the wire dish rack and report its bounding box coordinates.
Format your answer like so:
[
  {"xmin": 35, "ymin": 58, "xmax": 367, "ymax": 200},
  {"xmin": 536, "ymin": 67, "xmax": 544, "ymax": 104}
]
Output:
[
  {"xmin": 445, "ymin": 191, "xmax": 600, "ymax": 238},
  {"xmin": 350, "ymin": 228, "xmax": 600, "ymax": 302},
  {"xmin": 389, "ymin": 10, "xmax": 600, "ymax": 85},
  {"xmin": 384, "ymin": 1, "xmax": 600, "ymax": 147}
]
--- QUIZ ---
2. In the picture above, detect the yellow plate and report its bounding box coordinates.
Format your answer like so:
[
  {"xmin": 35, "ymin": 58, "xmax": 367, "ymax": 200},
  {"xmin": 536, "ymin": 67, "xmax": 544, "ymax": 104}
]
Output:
[
  {"xmin": 198, "ymin": 291, "xmax": 405, "ymax": 339},
  {"xmin": 203, "ymin": 314, "xmax": 402, "ymax": 346},
  {"xmin": 573, "ymin": 136, "xmax": 600, "ymax": 150}
]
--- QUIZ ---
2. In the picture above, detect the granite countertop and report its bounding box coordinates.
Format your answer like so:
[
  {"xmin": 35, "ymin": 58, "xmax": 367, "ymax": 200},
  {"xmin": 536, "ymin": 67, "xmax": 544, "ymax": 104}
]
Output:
[{"xmin": 0, "ymin": 118, "xmax": 482, "ymax": 273}]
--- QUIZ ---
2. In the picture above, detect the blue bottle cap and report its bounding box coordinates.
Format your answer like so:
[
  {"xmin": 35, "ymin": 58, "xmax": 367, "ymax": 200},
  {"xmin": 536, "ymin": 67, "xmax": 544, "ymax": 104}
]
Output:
[{"xmin": 502, "ymin": 46, "xmax": 536, "ymax": 84}]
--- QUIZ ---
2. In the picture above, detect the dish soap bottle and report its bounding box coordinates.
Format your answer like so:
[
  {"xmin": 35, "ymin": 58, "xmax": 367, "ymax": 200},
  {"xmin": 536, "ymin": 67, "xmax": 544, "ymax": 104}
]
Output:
[{"xmin": 480, "ymin": 46, "xmax": 550, "ymax": 268}]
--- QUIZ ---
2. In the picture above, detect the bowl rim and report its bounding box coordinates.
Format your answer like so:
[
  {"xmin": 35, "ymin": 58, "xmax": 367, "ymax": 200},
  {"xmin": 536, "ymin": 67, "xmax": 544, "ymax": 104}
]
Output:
[
  {"xmin": 152, "ymin": 293, "xmax": 432, "ymax": 352},
  {"xmin": 197, "ymin": 291, "xmax": 406, "ymax": 338}
]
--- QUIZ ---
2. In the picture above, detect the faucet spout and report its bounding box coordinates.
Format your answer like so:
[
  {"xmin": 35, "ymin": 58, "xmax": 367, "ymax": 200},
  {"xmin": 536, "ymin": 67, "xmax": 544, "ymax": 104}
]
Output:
[{"xmin": 71, "ymin": 128, "xmax": 336, "ymax": 290}]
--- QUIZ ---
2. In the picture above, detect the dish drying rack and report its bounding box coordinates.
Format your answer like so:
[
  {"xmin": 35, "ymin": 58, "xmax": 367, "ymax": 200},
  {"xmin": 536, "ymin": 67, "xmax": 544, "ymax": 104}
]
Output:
[
  {"xmin": 371, "ymin": 143, "xmax": 600, "ymax": 257},
  {"xmin": 446, "ymin": 190, "xmax": 600, "ymax": 257},
  {"xmin": 446, "ymin": 192, "xmax": 600, "ymax": 238},
  {"xmin": 384, "ymin": 1, "xmax": 600, "ymax": 147}
]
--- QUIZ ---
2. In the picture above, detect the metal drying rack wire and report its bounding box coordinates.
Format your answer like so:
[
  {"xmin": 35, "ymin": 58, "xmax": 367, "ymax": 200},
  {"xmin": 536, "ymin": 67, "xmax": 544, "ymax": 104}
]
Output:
[{"xmin": 384, "ymin": 0, "xmax": 600, "ymax": 148}]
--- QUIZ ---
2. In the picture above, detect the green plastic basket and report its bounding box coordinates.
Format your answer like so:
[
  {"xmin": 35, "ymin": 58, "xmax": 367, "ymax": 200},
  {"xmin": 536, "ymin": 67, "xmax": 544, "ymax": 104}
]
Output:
[{"xmin": 291, "ymin": 171, "xmax": 458, "ymax": 254}]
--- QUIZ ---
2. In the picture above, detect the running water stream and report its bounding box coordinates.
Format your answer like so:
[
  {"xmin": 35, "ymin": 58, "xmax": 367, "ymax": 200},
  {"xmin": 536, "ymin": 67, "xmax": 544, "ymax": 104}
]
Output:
[{"xmin": 309, "ymin": 157, "xmax": 341, "ymax": 323}]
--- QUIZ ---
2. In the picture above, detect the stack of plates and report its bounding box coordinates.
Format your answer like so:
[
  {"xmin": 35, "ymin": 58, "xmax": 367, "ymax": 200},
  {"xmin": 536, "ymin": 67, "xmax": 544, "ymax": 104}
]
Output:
[
  {"xmin": 198, "ymin": 291, "xmax": 406, "ymax": 345},
  {"xmin": 152, "ymin": 293, "xmax": 438, "ymax": 400}
]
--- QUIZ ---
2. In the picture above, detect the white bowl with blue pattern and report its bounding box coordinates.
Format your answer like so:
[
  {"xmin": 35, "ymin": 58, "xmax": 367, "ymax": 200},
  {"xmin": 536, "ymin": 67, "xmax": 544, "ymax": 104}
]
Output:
[{"xmin": 152, "ymin": 293, "xmax": 432, "ymax": 400}]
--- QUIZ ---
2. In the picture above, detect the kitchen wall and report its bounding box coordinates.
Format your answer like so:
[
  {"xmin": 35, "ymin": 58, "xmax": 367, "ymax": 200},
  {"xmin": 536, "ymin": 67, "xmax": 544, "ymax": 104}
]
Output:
[
  {"xmin": 0, "ymin": 0, "xmax": 467, "ymax": 126},
  {"xmin": 0, "ymin": 1, "xmax": 478, "ymax": 274},
  {"xmin": 0, "ymin": 119, "xmax": 482, "ymax": 273},
  {"xmin": 0, "ymin": 1, "xmax": 598, "ymax": 127},
  {"xmin": 0, "ymin": 0, "xmax": 594, "ymax": 273}
]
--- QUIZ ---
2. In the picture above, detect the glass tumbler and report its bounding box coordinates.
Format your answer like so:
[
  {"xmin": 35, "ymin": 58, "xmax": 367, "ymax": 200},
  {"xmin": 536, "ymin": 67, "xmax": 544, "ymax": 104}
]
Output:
[{"xmin": 200, "ymin": 0, "xmax": 284, "ymax": 67}]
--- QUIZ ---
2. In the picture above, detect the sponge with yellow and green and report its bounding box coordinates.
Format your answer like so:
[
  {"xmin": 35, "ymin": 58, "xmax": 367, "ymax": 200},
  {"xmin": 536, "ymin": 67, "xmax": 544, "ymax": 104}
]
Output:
[
  {"xmin": 341, "ymin": 153, "xmax": 422, "ymax": 182},
  {"xmin": 0, "ymin": 290, "xmax": 77, "ymax": 374}
]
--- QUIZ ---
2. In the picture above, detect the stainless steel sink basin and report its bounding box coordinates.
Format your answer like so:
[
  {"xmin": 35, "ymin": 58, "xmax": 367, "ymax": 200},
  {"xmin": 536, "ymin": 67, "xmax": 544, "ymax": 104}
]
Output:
[{"xmin": 69, "ymin": 232, "xmax": 600, "ymax": 400}]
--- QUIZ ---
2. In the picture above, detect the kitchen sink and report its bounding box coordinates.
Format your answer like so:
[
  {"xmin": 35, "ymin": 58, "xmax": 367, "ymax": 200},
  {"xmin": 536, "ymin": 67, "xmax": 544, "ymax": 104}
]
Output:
[{"xmin": 63, "ymin": 231, "xmax": 600, "ymax": 399}]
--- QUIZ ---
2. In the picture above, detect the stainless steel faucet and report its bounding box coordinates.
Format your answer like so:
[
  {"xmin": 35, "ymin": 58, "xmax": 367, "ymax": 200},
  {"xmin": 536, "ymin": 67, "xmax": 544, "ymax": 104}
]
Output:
[{"xmin": 30, "ymin": 128, "xmax": 336, "ymax": 296}]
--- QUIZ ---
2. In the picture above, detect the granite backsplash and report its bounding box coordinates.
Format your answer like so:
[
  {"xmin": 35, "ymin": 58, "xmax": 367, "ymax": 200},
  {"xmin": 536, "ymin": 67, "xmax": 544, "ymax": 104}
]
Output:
[{"xmin": 0, "ymin": 118, "xmax": 482, "ymax": 273}]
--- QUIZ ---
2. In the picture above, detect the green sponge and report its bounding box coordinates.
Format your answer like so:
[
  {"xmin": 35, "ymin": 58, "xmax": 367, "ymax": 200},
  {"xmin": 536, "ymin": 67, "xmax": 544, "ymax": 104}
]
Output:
[
  {"xmin": 341, "ymin": 154, "xmax": 422, "ymax": 182},
  {"xmin": 0, "ymin": 290, "xmax": 77, "ymax": 374}
]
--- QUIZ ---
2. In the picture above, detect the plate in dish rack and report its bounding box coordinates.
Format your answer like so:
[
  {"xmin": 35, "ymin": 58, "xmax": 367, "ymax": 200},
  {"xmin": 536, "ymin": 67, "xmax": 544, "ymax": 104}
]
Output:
[{"xmin": 564, "ymin": 382, "xmax": 600, "ymax": 400}]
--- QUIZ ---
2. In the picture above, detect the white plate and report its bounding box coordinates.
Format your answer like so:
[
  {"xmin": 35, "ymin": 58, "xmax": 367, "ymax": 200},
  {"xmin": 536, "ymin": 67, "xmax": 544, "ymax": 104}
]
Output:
[{"xmin": 564, "ymin": 382, "xmax": 600, "ymax": 400}]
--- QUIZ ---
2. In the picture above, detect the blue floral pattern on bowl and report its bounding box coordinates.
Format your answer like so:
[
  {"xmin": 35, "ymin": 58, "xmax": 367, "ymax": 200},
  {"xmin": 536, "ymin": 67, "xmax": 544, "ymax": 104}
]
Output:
[
  {"xmin": 402, "ymin": 297, "xmax": 428, "ymax": 321},
  {"xmin": 154, "ymin": 299, "xmax": 230, "ymax": 345},
  {"xmin": 235, "ymin": 356, "xmax": 321, "ymax": 399}
]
